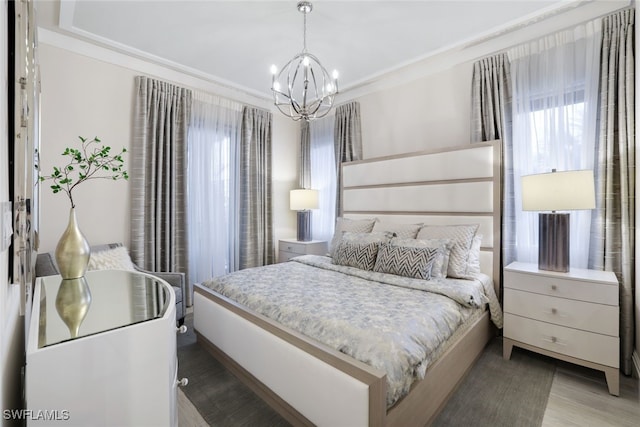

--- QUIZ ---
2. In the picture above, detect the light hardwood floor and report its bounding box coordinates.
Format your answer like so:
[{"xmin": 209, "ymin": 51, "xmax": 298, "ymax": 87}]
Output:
[
  {"xmin": 541, "ymin": 361, "xmax": 639, "ymax": 427},
  {"xmin": 178, "ymin": 360, "xmax": 639, "ymax": 426}
]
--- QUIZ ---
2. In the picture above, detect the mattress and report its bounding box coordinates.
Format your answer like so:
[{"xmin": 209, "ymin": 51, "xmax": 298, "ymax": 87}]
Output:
[{"xmin": 200, "ymin": 255, "xmax": 502, "ymax": 407}]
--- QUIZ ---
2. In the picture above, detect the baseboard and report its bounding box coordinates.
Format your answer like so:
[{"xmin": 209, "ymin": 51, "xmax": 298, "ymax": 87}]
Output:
[{"xmin": 632, "ymin": 350, "xmax": 640, "ymax": 379}]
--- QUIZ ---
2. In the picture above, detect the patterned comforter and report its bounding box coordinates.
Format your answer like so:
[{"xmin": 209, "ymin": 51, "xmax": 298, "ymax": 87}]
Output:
[{"xmin": 201, "ymin": 255, "xmax": 503, "ymax": 407}]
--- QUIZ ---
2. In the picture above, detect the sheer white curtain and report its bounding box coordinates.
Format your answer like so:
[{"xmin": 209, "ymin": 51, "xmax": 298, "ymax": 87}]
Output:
[
  {"xmin": 310, "ymin": 115, "xmax": 336, "ymax": 242},
  {"xmin": 187, "ymin": 92, "xmax": 242, "ymax": 283},
  {"xmin": 509, "ymin": 22, "xmax": 601, "ymax": 268}
]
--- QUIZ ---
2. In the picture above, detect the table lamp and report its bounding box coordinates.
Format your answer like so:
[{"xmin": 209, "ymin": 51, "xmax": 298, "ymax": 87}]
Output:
[
  {"xmin": 290, "ymin": 189, "xmax": 319, "ymax": 242},
  {"xmin": 521, "ymin": 169, "xmax": 595, "ymax": 272}
]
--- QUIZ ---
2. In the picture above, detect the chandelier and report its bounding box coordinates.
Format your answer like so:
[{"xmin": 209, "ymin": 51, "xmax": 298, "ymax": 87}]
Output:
[{"xmin": 270, "ymin": 1, "xmax": 338, "ymax": 122}]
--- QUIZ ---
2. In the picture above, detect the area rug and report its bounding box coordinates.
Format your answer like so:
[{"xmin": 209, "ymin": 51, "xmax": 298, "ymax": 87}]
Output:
[
  {"xmin": 432, "ymin": 337, "xmax": 556, "ymax": 427},
  {"xmin": 178, "ymin": 314, "xmax": 555, "ymax": 426},
  {"xmin": 177, "ymin": 314, "xmax": 290, "ymax": 426}
]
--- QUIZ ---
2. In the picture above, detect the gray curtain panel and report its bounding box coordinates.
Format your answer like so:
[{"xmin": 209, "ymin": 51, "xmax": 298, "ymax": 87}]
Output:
[
  {"xmin": 300, "ymin": 121, "xmax": 311, "ymax": 188},
  {"xmin": 470, "ymin": 53, "xmax": 513, "ymax": 296},
  {"xmin": 131, "ymin": 76, "xmax": 192, "ymax": 280},
  {"xmin": 334, "ymin": 102, "xmax": 363, "ymax": 216},
  {"xmin": 239, "ymin": 106, "xmax": 274, "ymax": 269},
  {"xmin": 588, "ymin": 8, "xmax": 635, "ymax": 376}
]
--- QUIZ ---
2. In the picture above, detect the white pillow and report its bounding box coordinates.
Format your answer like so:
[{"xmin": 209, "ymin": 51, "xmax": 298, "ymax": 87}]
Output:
[
  {"xmin": 372, "ymin": 221, "xmax": 422, "ymax": 239},
  {"xmin": 416, "ymin": 224, "xmax": 479, "ymax": 278},
  {"xmin": 329, "ymin": 217, "xmax": 377, "ymax": 257},
  {"xmin": 466, "ymin": 235, "xmax": 483, "ymax": 277},
  {"xmin": 88, "ymin": 246, "xmax": 136, "ymax": 271}
]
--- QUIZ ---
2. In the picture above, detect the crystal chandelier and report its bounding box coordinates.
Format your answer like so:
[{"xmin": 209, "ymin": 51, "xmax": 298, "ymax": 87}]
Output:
[{"xmin": 270, "ymin": 1, "xmax": 338, "ymax": 122}]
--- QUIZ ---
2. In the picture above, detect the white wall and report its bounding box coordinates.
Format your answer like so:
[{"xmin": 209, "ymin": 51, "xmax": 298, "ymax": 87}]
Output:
[
  {"xmin": 359, "ymin": 63, "xmax": 472, "ymax": 158},
  {"xmin": 37, "ymin": 42, "xmax": 299, "ymax": 254},
  {"xmin": 345, "ymin": 0, "xmax": 630, "ymax": 160},
  {"xmin": 2, "ymin": 0, "xmax": 25, "ymax": 422},
  {"xmin": 38, "ymin": 44, "xmax": 134, "ymax": 252}
]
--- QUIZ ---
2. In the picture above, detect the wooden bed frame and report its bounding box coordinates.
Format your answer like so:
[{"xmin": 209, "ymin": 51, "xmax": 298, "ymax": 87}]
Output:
[{"xmin": 194, "ymin": 140, "xmax": 502, "ymax": 426}]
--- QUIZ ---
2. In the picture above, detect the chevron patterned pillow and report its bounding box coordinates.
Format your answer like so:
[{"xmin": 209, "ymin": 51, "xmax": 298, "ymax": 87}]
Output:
[
  {"xmin": 329, "ymin": 217, "xmax": 378, "ymax": 257},
  {"xmin": 373, "ymin": 242, "xmax": 440, "ymax": 280},
  {"xmin": 333, "ymin": 232, "xmax": 392, "ymax": 270},
  {"xmin": 389, "ymin": 237, "xmax": 453, "ymax": 279}
]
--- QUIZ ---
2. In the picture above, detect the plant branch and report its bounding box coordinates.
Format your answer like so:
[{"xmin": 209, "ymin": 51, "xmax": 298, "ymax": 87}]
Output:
[{"xmin": 39, "ymin": 136, "xmax": 128, "ymax": 209}]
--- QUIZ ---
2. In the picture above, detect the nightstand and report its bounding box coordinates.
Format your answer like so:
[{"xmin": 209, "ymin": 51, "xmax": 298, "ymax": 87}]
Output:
[
  {"xmin": 278, "ymin": 238, "xmax": 328, "ymax": 262},
  {"xmin": 502, "ymin": 261, "xmax": 619, "ymax": 396}
]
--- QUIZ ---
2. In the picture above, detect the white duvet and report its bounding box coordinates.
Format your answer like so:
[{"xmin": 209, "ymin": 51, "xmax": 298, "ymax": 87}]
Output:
[{"xmin": 201, "ymin": 255, "xmax": 503, "ymax": 407}]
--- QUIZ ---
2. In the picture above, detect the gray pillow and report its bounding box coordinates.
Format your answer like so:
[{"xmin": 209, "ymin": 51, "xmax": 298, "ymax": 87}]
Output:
[
  {"xmin": 333, "ymin": 231, "xmax": 391, "ymax": 271},
  {"xmin": 373, "ymin": 242, "xmax": 439, "ymax": 280},
  {"xmin": 392, "ymin": 237, "xmax": 453, "ymax": 279}
]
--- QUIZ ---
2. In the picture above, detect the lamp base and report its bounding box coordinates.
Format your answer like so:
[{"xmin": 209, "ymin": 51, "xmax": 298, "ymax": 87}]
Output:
[
  {"xmin": 538, "ymin": 213, "xmax": 570, "ymax": 272},
  {"xmin": 296, "ymin": 210, "xmax": 312, "ymax": 242}
]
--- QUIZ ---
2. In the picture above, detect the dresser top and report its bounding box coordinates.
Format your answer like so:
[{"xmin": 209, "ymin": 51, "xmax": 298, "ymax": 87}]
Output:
[
  {"xmin": 280, "ymin": 238, "xmax": 328, "ymax": 244},
  {"xmin": 505, "ymin": 261, "xmax": 618, "ymax": 285},
  {"xmin": 32, "ymin": 270, "xmax": 172, "ymax": 349}
]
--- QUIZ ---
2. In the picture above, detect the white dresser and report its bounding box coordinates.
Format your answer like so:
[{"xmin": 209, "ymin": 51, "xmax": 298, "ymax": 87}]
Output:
[
  {"xmin": 278, "ymin": 238, "xmax": 328, "ymax": 262},
  {"xmin": 26, "ymin": 270, "xmax": 186, "ymax": 426},
  {"xmin": 503, "ymin": 262, "xmax": 619, "ymax": 396}
]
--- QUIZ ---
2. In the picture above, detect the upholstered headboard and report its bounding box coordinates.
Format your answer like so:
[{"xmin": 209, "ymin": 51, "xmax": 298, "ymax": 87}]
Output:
[{"xmin": 341, "ymin": 140, "xmax": 501, "ymax": 295}]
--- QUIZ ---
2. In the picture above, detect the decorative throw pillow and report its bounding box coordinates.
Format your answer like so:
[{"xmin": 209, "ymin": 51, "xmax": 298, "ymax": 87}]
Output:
[
  {"xmin": 416, "ymin": 224, "xmax": 479, "ymax": 278},
  {"xmin": 465, "ymin": 235, "xmax": 483, "ymax": 276},
  {"xmin": 372, "ymin": 221, "xmax": 423, "ymax": 239},
  {"xmin": 329, "ymin": 217, "xmax": 377, "ymax": 257},
  {"xmin": 333, "ymin": 231, "xmax": 391, "ymax": 271},
  {"xmin": 87, "ymin": 246, "xmax": 136, "ymax": 271},
  {"xmin": 395, "ymin": 237, "xmax": 453, "ymax": 279},
  {"xmin": 373, "ymin": 242, "xmax": 439, "ymax": 280}
]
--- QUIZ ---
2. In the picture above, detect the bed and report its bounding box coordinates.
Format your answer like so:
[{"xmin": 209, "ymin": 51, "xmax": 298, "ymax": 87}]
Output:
[{"xmin": 194, "ymin": 140, "xmax": 502, "ymax": 426}]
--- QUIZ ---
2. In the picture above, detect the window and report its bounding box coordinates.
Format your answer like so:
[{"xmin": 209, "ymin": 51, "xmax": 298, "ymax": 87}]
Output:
[
  {"xmin": 309, "ymin": 116, "xmax": 336, "ymax": 242},
  {"xmin": 509, "ymin": 23, "xmax": 600, "ymax": 268},
  {"xmin": 187, "ymin": 95, "xmax": 242, "ymax": 283}
]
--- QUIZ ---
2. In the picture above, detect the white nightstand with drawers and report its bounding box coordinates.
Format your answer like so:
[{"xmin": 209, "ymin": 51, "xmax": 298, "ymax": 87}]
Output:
[
  {"xmin": 502, "ymin": 261, "xmax": 619, "ymax": 396},
  {"xmin": 278, "ymin": 238, "xmax": 328, "ymax": 262}
]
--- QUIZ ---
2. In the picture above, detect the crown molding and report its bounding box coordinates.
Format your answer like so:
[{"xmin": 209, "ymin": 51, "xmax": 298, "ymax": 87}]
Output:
[
  {"xmin": 44, "ymin": 0, "xmax": 631, "ymax": 105},
  {"xmin": 339, "ymin": 0, "xmax": 631, "ymax": 102}
]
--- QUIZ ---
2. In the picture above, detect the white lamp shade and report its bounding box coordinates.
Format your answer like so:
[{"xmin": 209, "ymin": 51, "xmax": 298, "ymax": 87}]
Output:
[
  {"xmin": 290, "ymin": 189, "xmax": 319, "ymax": 210},
  {"xmin": 522, "ymin": 170, "xmax": 596, "ymax": 211}
]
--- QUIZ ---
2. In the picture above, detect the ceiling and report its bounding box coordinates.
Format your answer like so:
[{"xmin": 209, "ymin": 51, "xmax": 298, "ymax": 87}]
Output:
[{"xmin": 36, "ymin": 1, "xmax": 616, "ymax": 100}]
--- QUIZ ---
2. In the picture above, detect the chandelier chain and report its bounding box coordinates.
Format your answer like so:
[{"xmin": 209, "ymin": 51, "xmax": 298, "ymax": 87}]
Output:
[{"xmin": 303, "ymin": 10, "xmax": 307, "ymax": 52}]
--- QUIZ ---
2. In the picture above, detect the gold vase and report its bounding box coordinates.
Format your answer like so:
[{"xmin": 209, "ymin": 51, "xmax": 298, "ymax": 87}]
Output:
[
  {"xmin": 55, "ymin": 208, "xmax": 91, "ymax": 279},
  {"xmin": 55, "ymin": 277, "xmax": 92, "ymax": 339}
]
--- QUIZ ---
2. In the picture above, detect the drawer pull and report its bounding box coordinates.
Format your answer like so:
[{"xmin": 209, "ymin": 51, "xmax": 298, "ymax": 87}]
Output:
[
  {"xmin": 287, "ymin": 246, "xmax": 293, "ymax": 250},
  {"xmin": 545, "ymin": 308, "xmax": 568, "ymax": 318},
  {"xmin": 551, "ymin": 285, "xmax": 558, "ymax": 291},
  {"xmin": 543, "ymin": 336, "xmax": 566, "ymax": 346}
]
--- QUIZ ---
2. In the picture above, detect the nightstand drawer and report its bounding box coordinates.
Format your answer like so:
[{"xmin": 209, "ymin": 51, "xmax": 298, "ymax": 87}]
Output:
[
  {"xmin": 504, "ymin": 313, "xmax": 619, "ymax": 368},
  {"xmin": 279, "ymin": 251, "xmax": 301, "ymax": 262},
  {"xmin": 504, "ymin": 289, "xmax": 618, "ymax": 336},
  {"xmin": 504, "ymin": 270, "xmax": 618, "ymax": 306},
  {"xmin": 279, "ymin": 241, "xmax": 308, "ymax": 254}
]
